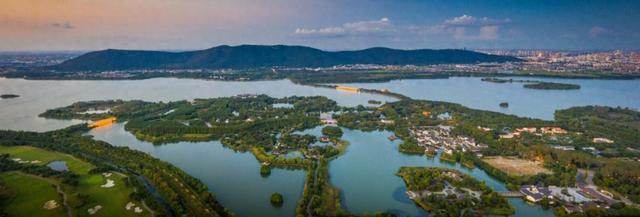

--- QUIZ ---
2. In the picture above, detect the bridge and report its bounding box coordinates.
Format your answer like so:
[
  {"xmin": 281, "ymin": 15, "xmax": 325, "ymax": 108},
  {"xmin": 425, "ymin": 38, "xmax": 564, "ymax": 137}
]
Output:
[{"xmin": 498, "ymin": 191, "xmax": 523, "ymax": 197}]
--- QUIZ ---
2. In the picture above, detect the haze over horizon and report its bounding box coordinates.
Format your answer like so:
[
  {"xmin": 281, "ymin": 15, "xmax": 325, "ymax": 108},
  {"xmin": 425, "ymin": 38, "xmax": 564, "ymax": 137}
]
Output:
[{"xmin": 2, "ymin": 0, "xmax": 639, "ymax": 52}]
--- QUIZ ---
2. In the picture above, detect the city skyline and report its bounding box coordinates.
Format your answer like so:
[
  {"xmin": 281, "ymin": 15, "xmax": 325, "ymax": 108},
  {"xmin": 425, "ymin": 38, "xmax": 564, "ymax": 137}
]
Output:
[{"xmin": 1, "ymin": 0, "xmax": 639, "ymax": 51}]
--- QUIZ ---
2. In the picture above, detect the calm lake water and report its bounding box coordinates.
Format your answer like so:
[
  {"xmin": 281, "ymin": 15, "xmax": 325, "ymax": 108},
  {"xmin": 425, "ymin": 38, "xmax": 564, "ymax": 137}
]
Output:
[
  {"xmin": 338, "ymin": 77, "xmax": 640, "ymax": 120},
  {"xmin": 3, "ymin": 76, "xmax": 632, "ymax": 216},
  {"xmin": 290, "ymin": 126, "xmax": 553, "ymax": 216},
  {"xmin": 88, "ymin": 123, "xmax": 306, "ymax": 217}
]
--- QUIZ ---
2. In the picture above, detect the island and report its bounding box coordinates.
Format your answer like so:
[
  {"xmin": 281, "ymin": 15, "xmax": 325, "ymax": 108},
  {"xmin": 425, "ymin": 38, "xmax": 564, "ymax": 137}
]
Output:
[
  {"xmin": 368, "ymin": 99, "xmax": 382, "ymax": 105},
  {"xmin": 397, "ymin": 167, "xmax": 514, "ymax": 216},
  {"xmin": 482, "ymin": 77, "xmax": 581, "ymax": 90},
  {"xmin": 500, "ymin": 102, "xmax": 509, "ymax": 108},
  {"xmin": 0, "ymin": 94, "xmax": 19, "ymax": 99},
  {"xmin": 523, "ymin": 82, "xmax": 581, "ymax": 90},
  {"xmin": 270, "ymin": 192, "xmax": 283, "ymax": 207}
]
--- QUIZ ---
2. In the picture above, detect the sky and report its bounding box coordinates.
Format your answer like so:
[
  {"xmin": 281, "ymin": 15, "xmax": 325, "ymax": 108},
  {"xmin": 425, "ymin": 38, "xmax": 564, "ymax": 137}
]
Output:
[{"xmin": 1, "ymin": 0, "xmax": 639, "ymax": 51}]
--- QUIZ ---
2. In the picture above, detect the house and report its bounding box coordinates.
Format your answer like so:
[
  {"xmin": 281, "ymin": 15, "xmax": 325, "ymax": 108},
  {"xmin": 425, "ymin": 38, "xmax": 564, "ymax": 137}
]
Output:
[
  {"xmin": 592, "ymin": 138, "xmax": 614, "ymax": 144},
  {"xmin": 500, "ymin": 133, "xmax": 515, "ymax": 139},
  {"xmin": 320, "ymin": 112, "xmax": 337, "ymax": 124},
  {"xmin": 319, "ymin": 136, "xmax": 330, "ymax": 143},
  {"xmin": 520, "ymin": 185, "xmax": 553, "ymax": 202},
  {"xmin": 380, "ymin": 119, "xmax": 395, "ymax": 124},
  {"xmin": 541, "ymin": 127, "xmax": 567, "ymax": 134},
  {"xmin": 516, "ymin": 127, "xmax": 537, "ymax": 133},
  {"xmin": 321, "ymin": 119, "xmax": 338, "ymax": 124},
  {"xmin": 552, "ymin": 145, "xmax": 575, "ymax": 151}
]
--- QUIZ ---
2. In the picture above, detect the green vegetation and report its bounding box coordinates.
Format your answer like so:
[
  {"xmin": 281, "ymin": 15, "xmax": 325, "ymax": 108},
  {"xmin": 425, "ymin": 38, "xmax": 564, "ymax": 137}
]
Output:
[
  {"xmin": 321, "ymin": 126, "xmax": 343, "ymax": 139},
  {"xmin": 524, "ymin": 82, "xmax": 580, "ymax": 90},
  {"xmin": 260, "ymin": 165, "xmax": 271, "ymax": 177},
  {"xmin": 482, "ymin": 77, "xmax": 581, "ymax": 90},
  {"xmin": 398, "ymin": 139, "xmax": 425, "ymax": 154},
  {"xmin": 36, "ymin": 89, "xmax": 640, "ymax": 214},
  {"xmin": 0, "ymin": 126, "xmax": 234, "ymax": 217},
  {"xmin": 499, "ymin": 102, "xmax": 509, "ymax": 108},
  {"xmin": 0, "ymin": 146, "xmax": 94, "ymax": 174},
  {"xmin": 270, "ymin": 192, "xmax": 283, "ymax": 207},
  {"xmin": 0, "ymin": 172, "xmax": 67, "ymax": 217},
  {"xmin": 0, "ymin": 148, "xmax": 151, "ymax": 217},
  {"xmin": 397, "ymin": 167, "xmax": 514, "ymax": 216}
]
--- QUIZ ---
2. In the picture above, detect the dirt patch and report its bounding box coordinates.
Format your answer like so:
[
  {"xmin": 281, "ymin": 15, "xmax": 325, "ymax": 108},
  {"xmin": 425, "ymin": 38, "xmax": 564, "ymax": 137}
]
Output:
[{"xmin": 483, "ymin": 156, "xmax": 552, "ymax": 176}]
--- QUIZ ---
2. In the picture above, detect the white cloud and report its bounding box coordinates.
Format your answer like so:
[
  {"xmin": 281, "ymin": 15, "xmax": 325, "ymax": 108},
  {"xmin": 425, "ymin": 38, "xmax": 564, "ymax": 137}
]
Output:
[
  {"xmin": 293, "ymin": 17, "xmax": 393, "ymax": 37},
  {"xmin": 415, "ymin": 15, "xmax": 508, "ymax": 41},
  {"xmin": 589, "ymin": 26, "xmax": 607, "ymax": 38},
  {"xmin": 444, "ymin": 14, "xmax": 511, "ymax": 26},
  {"xmin": 445, "ymin": 15, "xmax": 477, "ymax": 26}
]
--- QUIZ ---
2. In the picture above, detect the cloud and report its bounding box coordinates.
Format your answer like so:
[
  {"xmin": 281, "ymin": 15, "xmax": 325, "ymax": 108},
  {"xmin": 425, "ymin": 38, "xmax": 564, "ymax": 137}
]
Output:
[
  {"xmin": 444, "ymin": 14, "xmax": 511, "ymax": 26},
  {"xmin": 413, "ymin": 15, "xmax": 509, "ymax": 41},
  {"xmin": 49, "ymin": 21, "xmax": 75, "ymax": 29},
  {"xmin": 589, "ymin": 26, "xmax": 606, "ymax": 38},
  {"xmin": 293, "ymin": 17, "xmax": 393, "ymax": 37}
]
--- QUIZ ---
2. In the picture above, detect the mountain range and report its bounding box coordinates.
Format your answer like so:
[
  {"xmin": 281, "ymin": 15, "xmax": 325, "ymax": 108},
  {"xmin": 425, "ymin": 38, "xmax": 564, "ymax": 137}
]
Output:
[{"xmin": 51, "ymin": 45, "xmax": 520, "ymax": 71}]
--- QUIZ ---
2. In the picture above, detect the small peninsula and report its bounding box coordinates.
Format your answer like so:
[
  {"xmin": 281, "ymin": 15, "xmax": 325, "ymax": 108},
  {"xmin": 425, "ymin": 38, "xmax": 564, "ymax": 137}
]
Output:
[
  {"xmin": 0, "ymin": 94, "xmax": 19, "ymax": 99},
  {"xmin": 481, "ymin": 77, "xmax": 581, "ymax": 90}
]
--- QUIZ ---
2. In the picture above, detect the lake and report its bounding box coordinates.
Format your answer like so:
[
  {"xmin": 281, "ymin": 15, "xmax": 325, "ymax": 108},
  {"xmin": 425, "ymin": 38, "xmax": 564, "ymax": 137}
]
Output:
[{"xmin": 338, "ymin": 77, "xmax": 640, "ymax": 120}]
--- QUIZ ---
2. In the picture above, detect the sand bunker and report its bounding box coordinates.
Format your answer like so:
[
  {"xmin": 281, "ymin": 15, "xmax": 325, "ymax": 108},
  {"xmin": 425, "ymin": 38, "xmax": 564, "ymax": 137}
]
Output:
[
  {"xmin": 126, "ymin": 202, "xmax": 135, "ymax": 210},
  {"xmin": 42, "ymin": 200, "xmax": 58, "ymax": 209},
  {"xmin": 134, "ymin": 207, "xmax": 143, "ymax": 213},
  {"xmin": 100, "ymin": 179, "xmax": 115, "ymax": 188},
  {"xmin": 88, "ymin": 205, "xmax": 102, "ymax": 215},
  {"xmin": 102, "ymin": 172, "xmax": 112, "ymax": 177}
]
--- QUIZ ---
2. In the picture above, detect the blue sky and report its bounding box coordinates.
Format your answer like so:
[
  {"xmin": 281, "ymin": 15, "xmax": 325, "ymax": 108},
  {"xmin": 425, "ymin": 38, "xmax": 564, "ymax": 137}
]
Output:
[{"xmin": 1, "ymin": 0, "xmax": 639, "ymax": 51}]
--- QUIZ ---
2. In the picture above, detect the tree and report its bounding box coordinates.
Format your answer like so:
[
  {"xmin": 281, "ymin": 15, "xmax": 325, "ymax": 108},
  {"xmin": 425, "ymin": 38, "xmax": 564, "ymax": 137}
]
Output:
[
  {"xmin": 322, "ymin": 126, "xmax": 343, "ymax": 138},
  {"xmin": 270, "ymin": 192, "xmax": 283, "ymax": 207}
]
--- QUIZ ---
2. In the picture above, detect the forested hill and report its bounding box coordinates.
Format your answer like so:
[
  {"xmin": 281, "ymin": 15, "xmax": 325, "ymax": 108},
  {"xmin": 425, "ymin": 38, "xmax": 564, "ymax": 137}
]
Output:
[{"xmin": 51, "ymin": 45, "xmax": 520, "ymax": 71}]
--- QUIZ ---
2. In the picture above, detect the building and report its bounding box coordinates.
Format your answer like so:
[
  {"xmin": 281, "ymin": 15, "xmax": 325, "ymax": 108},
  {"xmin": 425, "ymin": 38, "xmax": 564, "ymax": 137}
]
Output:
[
  {"xmin": 520, "ymin": 185, "xmax": 553, "ymax": 202},
  {"xmin": 541, "ymin": 127, "xmax": 567, "ymax": 134},
  {"xmin": 592, "ymin": 138, "xmax": 614, "ymax": 144},
  {"xmin": 320, "ymin": 112, "xmax": 337, "ymax": 124},
  {"xmin": 380, "ymin": 119, "xmax": 395, "ymax": 124}
]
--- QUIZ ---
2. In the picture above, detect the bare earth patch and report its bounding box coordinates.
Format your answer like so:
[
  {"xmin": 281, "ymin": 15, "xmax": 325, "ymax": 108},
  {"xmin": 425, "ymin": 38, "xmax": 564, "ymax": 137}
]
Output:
[{"xmin": 483, "ymin": 156, "xmax": 552, "ymax": 176}]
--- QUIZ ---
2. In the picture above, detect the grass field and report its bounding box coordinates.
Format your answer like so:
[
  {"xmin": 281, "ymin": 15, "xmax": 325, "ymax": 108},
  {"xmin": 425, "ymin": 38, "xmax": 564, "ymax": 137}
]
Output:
[
  {"xmin": 0, "ymin": 145, "xmax": 151, "ymax": 217},
  {"xmin": 0, "ymin": 146, "xmax": 94, "ymax": 174},
  {"xmin": 483, "ymin": 156, "xmax": 552, "ymax": 176},
  {"xmin": 75, "ymin": 173, "xmax": 151, "ymax": 217},
  {"xmin": 0, "ymin": 172, "xmax": 67, "ymax": 217}
]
